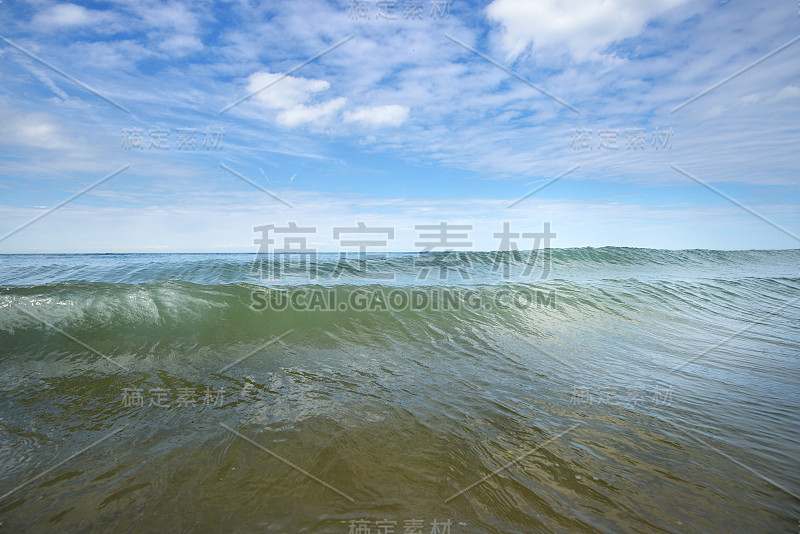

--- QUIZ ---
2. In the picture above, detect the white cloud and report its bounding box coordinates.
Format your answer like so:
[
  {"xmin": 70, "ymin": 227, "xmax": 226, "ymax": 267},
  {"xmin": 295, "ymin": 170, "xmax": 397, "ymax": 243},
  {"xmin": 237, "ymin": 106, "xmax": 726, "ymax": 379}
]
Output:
[
  {"xmin": 277, "ymin": 97, "xmax": 347, "ymax": 127},
  {"xmin": 486, "ymin": 0, "xmax": 688, "ymax": 61},
  {"xmin": 28, "ymin": 67, "xmax": 71, "ymax": 102},
  {"xmin": 159, "ymin": 34, "xmax": 204, "ymax": 55},
  {"xmin": 738, "ymin": 94, "xmax": 760, "ymax": 105},
  {"xmin": 246, "ymin": 72, "xmax": 331, "ymax": 110},
  {"xmin": 32, "ymin": 3, "xmax": 114, "ymax": 28},
  {"xmin": 0, "ymin": 106, "xmax": 78, "ymax": 151},
  {"xmin": 245, "ymin": 72, "xmax": 348, "ymax": 128},
  {"xmin": 68, "ymin": 40, "xmax": 159, "ymax": 70},
  {"xmin": 138, "ymin": 2, "xmax": 202, "ymax": 57},
  {"xmin": 770, "ymin": 85, "xmax": 800, "ymax": 103},
  {"xmin": 344, "ymin": 105, "xmax": 409, "ymax": 127},
  {"xmin": 141, "ymin": 2, "xmax": 198, "ymax": 34}
]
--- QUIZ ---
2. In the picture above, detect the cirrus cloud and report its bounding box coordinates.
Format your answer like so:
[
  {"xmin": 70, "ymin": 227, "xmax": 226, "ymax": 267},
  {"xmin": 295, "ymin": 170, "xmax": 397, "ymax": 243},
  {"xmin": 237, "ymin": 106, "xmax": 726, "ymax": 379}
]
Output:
[{"xmin": 343, "ymin": 105, "xmax": 410, "ymax": 127}]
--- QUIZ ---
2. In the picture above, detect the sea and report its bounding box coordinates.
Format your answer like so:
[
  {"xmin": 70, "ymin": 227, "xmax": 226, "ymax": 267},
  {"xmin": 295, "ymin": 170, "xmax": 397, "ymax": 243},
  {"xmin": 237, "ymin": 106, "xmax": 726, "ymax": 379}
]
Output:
[{"xmin": 0, "ymin": 249, "xmax": 798, "ymax": 533}]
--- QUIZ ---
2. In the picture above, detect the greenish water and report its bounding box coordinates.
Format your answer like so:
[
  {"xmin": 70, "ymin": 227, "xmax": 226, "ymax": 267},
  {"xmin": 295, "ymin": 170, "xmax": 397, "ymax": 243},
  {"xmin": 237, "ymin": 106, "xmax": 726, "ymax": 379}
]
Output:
[{"xmin": 0, "ymin": 249, "xmax": 798, "ymax": 532}]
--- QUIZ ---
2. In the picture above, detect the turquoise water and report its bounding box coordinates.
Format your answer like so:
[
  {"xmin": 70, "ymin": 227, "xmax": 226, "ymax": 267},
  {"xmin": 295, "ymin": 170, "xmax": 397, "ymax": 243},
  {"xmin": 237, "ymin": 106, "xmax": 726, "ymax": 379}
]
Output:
[{"xmin": 0, "ymin": 249, "xmax": 798, "ymax": 532}]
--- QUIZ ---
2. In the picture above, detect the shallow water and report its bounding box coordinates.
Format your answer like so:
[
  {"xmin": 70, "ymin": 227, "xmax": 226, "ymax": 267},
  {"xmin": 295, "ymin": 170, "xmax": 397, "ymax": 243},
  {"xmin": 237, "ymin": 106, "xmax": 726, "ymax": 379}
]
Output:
[{"xmin": 0, "ymin": 249, "xmax": 798, "ymax": 532}]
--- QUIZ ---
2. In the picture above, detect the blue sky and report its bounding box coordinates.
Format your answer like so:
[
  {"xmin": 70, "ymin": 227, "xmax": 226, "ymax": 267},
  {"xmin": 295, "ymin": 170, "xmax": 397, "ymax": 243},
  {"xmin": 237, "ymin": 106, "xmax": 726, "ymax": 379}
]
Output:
[{"xmin": 0, "ymin": 0, "xmax": 798, "ymax": 252}]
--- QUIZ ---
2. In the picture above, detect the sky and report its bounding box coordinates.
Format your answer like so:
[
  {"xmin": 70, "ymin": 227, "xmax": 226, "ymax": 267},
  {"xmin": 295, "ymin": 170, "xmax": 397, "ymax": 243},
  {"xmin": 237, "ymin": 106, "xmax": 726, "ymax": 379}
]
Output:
[{"xmin": 0, "ymin": 0, "xmax": 798, "ymax": 252}]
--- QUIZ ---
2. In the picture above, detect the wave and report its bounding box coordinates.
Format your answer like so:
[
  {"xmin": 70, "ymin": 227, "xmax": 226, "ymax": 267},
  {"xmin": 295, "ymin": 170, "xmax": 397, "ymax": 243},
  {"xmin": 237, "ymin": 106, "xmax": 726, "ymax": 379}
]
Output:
[
  {"xmin": 1, "ymin": 253, "xmax": 798, "ymax": 533},
  {"xmin": 1, "ymin": 248, "xmax": 798, "ymax": 287},
  {"xmin": 2, "ymin": 275, "xmax": 797, "ymax": 359}
]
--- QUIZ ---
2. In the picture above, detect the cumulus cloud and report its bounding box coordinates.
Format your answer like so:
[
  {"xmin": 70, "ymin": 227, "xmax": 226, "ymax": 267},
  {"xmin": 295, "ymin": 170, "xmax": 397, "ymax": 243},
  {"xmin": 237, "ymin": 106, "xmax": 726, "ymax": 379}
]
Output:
[
  {"xmin": 245, "ymin": 72, "xmax": 347, "ymax": 127},
  {"xmin": 486, "ymin": 0, "xmax": 688, "ymax": 61},
  {"xmin": 32, "ymin": 3, "xmax": 115, "ymax": 28},
  {"xmin": 277, "ymin": 97, "xmax": 347, "ymax": 127},
  {"xmin": 343, "ymin": 105, "xmax": 409, "ymax": 127},
  {"xmin": 246, "ymin": 72, "xmax": 330, "ymax": 110}
]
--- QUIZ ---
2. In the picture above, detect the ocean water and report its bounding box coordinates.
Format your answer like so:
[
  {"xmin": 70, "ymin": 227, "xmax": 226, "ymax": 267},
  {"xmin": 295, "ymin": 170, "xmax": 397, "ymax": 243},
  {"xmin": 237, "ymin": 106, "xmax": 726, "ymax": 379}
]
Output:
[{"xmin": 0, "ymin": 249, "xmax": 798, "ymax": 533}]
